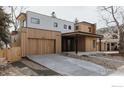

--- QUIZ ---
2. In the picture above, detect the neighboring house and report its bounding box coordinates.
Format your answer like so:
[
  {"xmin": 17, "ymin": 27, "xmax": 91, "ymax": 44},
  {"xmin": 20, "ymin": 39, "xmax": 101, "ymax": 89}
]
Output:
[
  {"xmin": 97, "ymin": 27, "xmax": 119, "ymax": 51},
  {"xmin": 16, "ymin": 11, "xmax": 102, "ymax": 56}
]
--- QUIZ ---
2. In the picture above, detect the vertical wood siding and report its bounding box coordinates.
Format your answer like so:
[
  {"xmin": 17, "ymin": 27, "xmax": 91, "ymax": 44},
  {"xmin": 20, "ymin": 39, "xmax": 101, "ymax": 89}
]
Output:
[{"xmin": 21, "ymin": 28, "xmax": 61, "ymax": 57}]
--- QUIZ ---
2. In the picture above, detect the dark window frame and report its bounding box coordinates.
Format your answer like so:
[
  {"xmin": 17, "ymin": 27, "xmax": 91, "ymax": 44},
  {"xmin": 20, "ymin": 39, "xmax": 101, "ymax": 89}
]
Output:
[
  {"xmin": 64, "ymin": 24, "xmax": 67, "ymax": 29},
  {"xmin": 54, "ymin": 22, "xmax": 58, "ymax": 27},
  {"xmin": 88, "ymin": 27, "xmax": 92, "ymax": 32},
  {"xmin": 31, "ymin": 17, "xmax": 40, "ymax": 24},
  {"xmin": 68, "ymin": 25, "xmax": 71, "ymax": 30},
  {"xmin": 75, "ymin": 26, "xmax": 79, "ymax": 30}
]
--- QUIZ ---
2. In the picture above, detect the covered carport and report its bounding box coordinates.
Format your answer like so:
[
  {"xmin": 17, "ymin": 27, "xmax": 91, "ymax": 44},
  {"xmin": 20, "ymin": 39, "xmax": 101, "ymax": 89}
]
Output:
[{"xmin": 62, "ymin": 31, "xmax": 103, "ymax": 54}]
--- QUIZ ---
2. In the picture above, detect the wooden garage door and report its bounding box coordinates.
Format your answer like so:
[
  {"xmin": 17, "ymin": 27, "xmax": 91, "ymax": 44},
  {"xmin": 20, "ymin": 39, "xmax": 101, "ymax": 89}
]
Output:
[{"xmin": 28, "ymin": 38, "xmax": 55, "ymax": 55}]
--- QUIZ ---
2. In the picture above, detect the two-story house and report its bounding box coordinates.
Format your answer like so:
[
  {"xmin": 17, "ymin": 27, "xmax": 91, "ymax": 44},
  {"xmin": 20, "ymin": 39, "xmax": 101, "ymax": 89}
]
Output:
[{"xmin": 16, "ymin": 11, "xmax": 102, "ymax": 56}]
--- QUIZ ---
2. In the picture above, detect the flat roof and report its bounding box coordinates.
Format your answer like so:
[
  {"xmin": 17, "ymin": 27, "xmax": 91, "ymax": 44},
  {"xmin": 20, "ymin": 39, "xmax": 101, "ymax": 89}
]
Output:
[
  {"xmin": 16, "ymin": 11, "xmax": 74, "ymax": 23},
  {"xmin": 17, "ymin": 11, "xmax": 96, "ymax": 26},
  {"xmin": 62, "ymin": 31, "xmax": 103, "ymax": 38},
  {"xmin": 27, "ymin": 11, "xmax": 74, "ymax": 23},
  {"xmin": 76, "ymin": 21, "xmax": 96, "ymax": 25}
]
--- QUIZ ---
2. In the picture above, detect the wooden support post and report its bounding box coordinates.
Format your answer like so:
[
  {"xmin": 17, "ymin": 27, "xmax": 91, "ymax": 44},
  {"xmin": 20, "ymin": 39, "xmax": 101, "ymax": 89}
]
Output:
[
  {"xmin": 99, "ymin": 38, "xmax": 102, "ymax": 51},
  {"xmin": 75, "ymin": 34, "xmax": 78, "ymax": 54},
  {"xmin": 105, "ymin": 42, "xmax": 107, "ymax": 51},
  {"xmin": 109, "ymin": 42, "xmax": 111, "ymax": 51},
  {"xmin": 66, "ymin": 38, "xmax": 68, "ymax": 52}
]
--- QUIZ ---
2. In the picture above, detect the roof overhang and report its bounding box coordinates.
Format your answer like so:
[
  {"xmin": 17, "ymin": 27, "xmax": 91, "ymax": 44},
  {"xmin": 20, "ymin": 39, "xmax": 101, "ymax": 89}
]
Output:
[
  {"xmin": 62, "ymin": 31, "xmax": 103, "ymax": 38},
  {"xmin": 98, "ymin": 39, "xmax": 119, "ymax": 43},
  {"xmin": 16, "ymin": 13, "xmax": 26, "ymax": 20}
]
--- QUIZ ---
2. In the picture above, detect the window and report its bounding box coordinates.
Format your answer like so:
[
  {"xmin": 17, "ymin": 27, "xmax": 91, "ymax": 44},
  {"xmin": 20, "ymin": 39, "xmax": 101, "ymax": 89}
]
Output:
[
  {"xmin": 64, "ymin": 24, "xmax": 67, "ymax": 29},
  {"xmin": 14, "ymin": 38, "xmax": 16, "ymax": 42},
  {"xmin": 68, "ymin": 25, "xmax": 71, "ymax": 30},
  {"xmin": 88, "ymin": 27, "xmax": 92, "ymax": 32},
  {"xmin": 23, "ymin": 20, "xmax": 26, "ymax": 27},
  {"xmin": 20, "ymin": 20, "xmax": 25, "ymax": 28},
  {"xmin": 75, "ymin": 26, "xmax": 79, "ymax": 30},
  {"xmin": 31, "ymin": 17, "xmax": 40, "ymax": 24},
  {"xmin": 111, "ymin": 43, "xmax": 114, "ymax": 46},
  {"xmin": 20, "ymin": 20, "xmax": 24, "ymax": 28},
  {"xmin": 93, "ymin": 40, "xmax": 96, "ymax": 48},
  {"xmin": 54, "ymin": 22, "xmax": 58, "ymax": 27}
]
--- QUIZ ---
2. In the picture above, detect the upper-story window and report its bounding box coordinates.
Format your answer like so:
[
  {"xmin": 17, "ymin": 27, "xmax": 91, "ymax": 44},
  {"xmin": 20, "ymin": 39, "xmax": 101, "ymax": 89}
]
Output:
[
  {"xmin": 64, "ymin": 24, "xmax": 67, "ymax": 29},
  {"xmin": 24, "ymin": 20, "xmax": 26, "ymax": 27},
  {"xmin": 75, "ymin": 26, "xmax": 79, "ymax": 30},
  {"xmin": 88, "ymin": 27, "xmax": 92, "ymax": 32},
  {"xmin": 54, "ymin": 22, "xmax": 58, "ymax": 27},
  {"xmin": 31, "ymin": 17, "xmax": 40, "ymax": 24},
  {"xmin": 19, "ymin": 20, "xmax": 26, "ymax": 28},
  {"xmin": 68, "ymin": 25, "xmax": 71, "ymax": 30}
]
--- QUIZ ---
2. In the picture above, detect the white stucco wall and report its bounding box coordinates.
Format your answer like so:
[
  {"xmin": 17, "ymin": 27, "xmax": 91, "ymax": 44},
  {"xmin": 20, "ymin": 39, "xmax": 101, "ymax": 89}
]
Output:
[{"xmin": 26, "ymin": 11, "xmax": 74, "ymax": 33}]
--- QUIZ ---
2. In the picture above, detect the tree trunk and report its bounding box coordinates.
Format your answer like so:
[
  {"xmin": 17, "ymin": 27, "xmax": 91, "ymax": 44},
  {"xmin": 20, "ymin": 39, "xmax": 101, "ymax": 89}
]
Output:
[{"xmin": 119, "ymin": 31, "xmax": 124, "ymax": 53}]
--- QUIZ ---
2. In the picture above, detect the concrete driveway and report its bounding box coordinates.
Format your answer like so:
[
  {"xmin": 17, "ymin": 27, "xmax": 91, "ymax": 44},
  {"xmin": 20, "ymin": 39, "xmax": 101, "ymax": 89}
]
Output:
[{"xmin": 27, "ymin": 54, "xmax": 112, "ymax": 76}]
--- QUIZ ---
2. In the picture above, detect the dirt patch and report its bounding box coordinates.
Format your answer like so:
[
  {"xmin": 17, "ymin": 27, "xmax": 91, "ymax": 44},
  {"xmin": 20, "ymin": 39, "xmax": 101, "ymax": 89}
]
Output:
[
  {"xmin": 21, "ymin": 58, "xmax": 48, "ymax": 71},
  {"xmin": 0, "ymin": 58, "xmax": 60, "ymax": 76},
  {"xmin": 61, "ymin": 53, "xmax": 124, "ymax": 70},
  {"xmin": 110, "ymin": 53, "xmax": 124, "ymax": 57},
  {"xmin": 18, "ymin": 58, "xmax": 60, "ymax": 76},
  {"xmin": 100, "ymin": 54, "xmax": 124, "ymax": 62},
  {"xmin": 0, "ymin": 64, "xmax": 24, "ymax": 76},
  {"xmin": 81, "ymin": 56, "xmax": 124, "ymax": 70}
]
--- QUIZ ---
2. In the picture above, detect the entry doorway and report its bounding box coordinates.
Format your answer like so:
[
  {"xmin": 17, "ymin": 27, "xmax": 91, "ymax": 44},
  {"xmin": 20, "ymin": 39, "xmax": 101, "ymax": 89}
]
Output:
[
  {"xmin": 107, "ymin": 43, "xmax": 110, "ymax": 51},
  {"xmin": 62, "ymin": 36, "xmax": 86, "ymax": 52},
  {"xmin": 67, "ymin": 38, "xmax": 75, "ymax": 51}
]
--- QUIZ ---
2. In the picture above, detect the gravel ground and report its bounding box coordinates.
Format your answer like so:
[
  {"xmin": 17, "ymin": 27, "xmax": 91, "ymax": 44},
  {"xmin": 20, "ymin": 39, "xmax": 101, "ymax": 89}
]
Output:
[
  {"xmin": 61, "ymin": 53, "xmax": 124, "ymax": 70},
  {"xmin": 106, "ymin": 54, "xmax": 124, "ymax": 61},
  {"xmin": 109, "ymin": 65, "xmax": 124, "ymax": 76},
  {"xmin": 0, "ymin": 58, "xmax": 60, "ymax": 76},
  {"xmin": 1, "ymin": 53, "xmax": 124, "ymax": 76},
  {"xmin": 0, "ymin": 64, "xmax": 24, "ymax": 76},
  {"xmin": 12, "ymin": 58, "xmax": 60, "ymax": 76}
]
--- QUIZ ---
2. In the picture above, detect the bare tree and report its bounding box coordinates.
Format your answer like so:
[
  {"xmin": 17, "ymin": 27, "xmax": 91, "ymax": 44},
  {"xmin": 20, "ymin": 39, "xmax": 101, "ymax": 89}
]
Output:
[
  {"xmin": 9, "ymin": 6, "xmax": 27, "ymax": 31},
  {"xmin": 98, "ymin": 6, "xmax": 124, "ymax": 53}
]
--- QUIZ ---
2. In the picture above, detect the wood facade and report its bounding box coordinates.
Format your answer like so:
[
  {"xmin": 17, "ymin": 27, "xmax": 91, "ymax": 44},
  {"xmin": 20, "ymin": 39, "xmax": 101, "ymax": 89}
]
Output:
[
  {"xmin": 20, "ymin": 27, "xmax": 61, "ymax": 57},
  {"xmin": 85, "ymin": 36, "xmax": 97, "ymax": 51},
  {"xmin": 62, "ymin": 31, "xmax": 103, "ymax": 53},
  {"xmin": 16, "ymin": 12, "xmax": 103, "ymax": 56},
  {"xmin": 75, "ymin": 22, "xmax": 96, "ymax": 34},
  {"xmin": 0, "ymin": 47, "xmax": 21, "ymax": 62}
]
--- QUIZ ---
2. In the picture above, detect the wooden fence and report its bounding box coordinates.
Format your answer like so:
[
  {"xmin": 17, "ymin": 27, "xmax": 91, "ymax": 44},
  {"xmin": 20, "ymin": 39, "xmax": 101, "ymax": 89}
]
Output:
[{"xmin": 0, "ymin": 47, "xmax": 21, "ymax": 62}]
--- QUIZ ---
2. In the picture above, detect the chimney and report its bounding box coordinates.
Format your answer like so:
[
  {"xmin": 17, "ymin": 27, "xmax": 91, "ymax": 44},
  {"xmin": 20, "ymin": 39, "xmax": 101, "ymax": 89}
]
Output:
[
  {"xmin": 75, "ymin": 18, "xmax": 79, "ymax": 24},
  {"xmin": 51, "ymin": 11, "xmax": 56, "ymax": 18}
]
